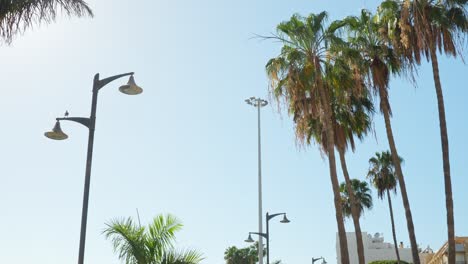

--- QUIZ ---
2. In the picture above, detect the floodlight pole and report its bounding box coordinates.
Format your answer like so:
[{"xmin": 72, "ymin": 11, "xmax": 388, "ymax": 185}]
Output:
[{"xmin": 245, "ymin": 97, "xmax": 268, "ymax": 264}]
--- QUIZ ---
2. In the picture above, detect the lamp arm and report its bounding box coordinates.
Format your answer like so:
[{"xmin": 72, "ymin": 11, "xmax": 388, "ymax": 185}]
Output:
[
  {"xmin": 249, "ymin": 232, "xmax": 268, "ymax": 239},
  {"xmin": 94, "ymin": 72, "xmax": 134, "ymax": 90},
  {"xmin": 312, "ymin": 257, "xmax": 324, "ymax": 263},
  {"xmin": 267, "ymin": 213, "xmax": 286, "ymax": 221},
  {"xmin": 57, "ymin": 117, "xmax": 91, "ymax": 129}
]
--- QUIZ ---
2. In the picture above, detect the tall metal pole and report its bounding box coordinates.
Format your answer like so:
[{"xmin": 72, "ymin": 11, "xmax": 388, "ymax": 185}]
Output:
[
  {"xmin": 45, "ymin": 72, "xmax": 139, "ymax": 264},
  {"xmin": 245, "ymin": 97, "xmax": 268, "ymax": 264},
  {"xmin": 77, "ymin": 75, "xmax": 99, "ymax": 264},
  {"xmin": 257, "ymin": 101, "xmax": 264, "ymax": 264},
  {"xmin": 266, "ymin": 212, "xmax": 270, "ymax": 264}
]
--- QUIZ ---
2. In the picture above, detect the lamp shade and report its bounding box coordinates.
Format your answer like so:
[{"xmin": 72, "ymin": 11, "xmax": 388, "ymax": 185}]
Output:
[
  {"xmin": 244, "ymin": 234, "xmax": 254, "ymax": 243},
  {"xmin": 44, "ymin": 121, "xmax": 68, "ymax": 140},
  {"xmin": 119, "ymin": 75, "xmax": 143, "ymax": 95},
  {"xmin": 280, "ymin": 214, "xmax": 290, "ymax": 223}
]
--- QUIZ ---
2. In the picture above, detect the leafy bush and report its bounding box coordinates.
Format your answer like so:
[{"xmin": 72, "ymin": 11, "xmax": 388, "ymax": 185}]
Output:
[{"xmin": 369, "ymin": 261, "xmax": 411, "ymax": 264}]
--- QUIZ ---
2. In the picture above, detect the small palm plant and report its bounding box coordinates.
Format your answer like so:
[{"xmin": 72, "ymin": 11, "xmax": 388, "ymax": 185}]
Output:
[{"xmin": 103, "ymin": 214, "xmax": 203, "ymax": 264}]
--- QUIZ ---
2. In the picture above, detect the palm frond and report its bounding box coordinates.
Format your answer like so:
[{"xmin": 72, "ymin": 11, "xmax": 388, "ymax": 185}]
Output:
[
  {"xmin": 162, "ymin": 249, "xmax": 204, "ymax": 264},
  {"xmin": 0, "ymin": 0, "xmax": 93, "ymax": 43},
  {"xmin": 103, "ymin": 217, "xmax": 148, "ymax": 264}
]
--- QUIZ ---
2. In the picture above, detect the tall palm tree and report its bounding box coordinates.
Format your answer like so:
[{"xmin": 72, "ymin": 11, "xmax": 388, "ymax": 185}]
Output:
[
  {"xmin": 367, "ymin": 151, "xmax": 402, "ymax": 264},
  {"xmin": 332, "ymin": 74, "xmax": 374, "ymax": 264},
  {"xmin": 298, "ymin": 66, "xmax": 374, "ymax": 264},
  {"xmin": 0, "ymin": 0, "xmax": 93, "ymax": 43},
  {"xmin": 339, "ymin": 9, "xmax": 421, "ymax": 264},
  {"xmin": 265, "ymin": 12, "xmax": 351, "ymax": 264},
  {"xmin": 397, "ymin": 1, "xmax": 468, "ymax": 262},
  {"xmin": 103, "ymin": 214, "xmax": 203, "ymax": 264},
  {"xmin": 340, "ymin": 179, "xmax": 373, "ymax": 218}
]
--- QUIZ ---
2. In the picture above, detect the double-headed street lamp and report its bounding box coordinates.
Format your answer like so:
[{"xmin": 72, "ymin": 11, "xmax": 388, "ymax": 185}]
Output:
[
  {"xmin": 245, "ymin": 212, "xmax": 290, "ymax": 264},
  {"xmin": 245, "ymin": 96, "xmax": 268, "ymax": 264},
  {"xmin": 312, "ymin": 257, "xmax": 327, "ymax": 264},
  {"xmin": 44, "ymin": 72, "xmax": 143, "ymax": 264}
]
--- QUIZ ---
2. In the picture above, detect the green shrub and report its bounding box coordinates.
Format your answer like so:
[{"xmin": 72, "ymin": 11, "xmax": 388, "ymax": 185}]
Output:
[{"xmin": 368, "ymin": 261, "xmax": 411, "ymax": 264}]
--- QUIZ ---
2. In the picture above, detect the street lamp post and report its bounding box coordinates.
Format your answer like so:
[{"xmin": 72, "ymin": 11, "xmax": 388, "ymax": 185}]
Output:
[
  {"xmin": 312, "ymin": 257, "xmax": 327, "ymax": 264},
  {"xmin": 245, "ymin": 97, "xmax": 268, "ymax": 264},
  {"xmin": 245, "ymin": 212, "xmax": 290, "ymax": 264},
  {"xmin": 44, "ymin": 72, "xmax": 143, "ymax": 264}
]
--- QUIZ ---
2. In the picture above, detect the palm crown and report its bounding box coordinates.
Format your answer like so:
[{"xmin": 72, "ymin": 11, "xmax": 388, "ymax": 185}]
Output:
[{"xmin": 103, "ymin": 214, "xmax": 203, "ymax": 264}]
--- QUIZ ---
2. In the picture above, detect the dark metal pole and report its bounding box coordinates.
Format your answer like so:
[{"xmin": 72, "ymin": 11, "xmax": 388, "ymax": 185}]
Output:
[
  {"xmin": 266, "ymin": 212, "xmax": 270, "ymax": 264},
  {"xmin": 77, "ymin": 74, "xmax": 100, "ymax": 264}
]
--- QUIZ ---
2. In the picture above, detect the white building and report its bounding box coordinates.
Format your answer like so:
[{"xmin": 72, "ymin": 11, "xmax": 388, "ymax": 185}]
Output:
[{"xmin": 336, "ymin": 232, "xmax": 413, "ymax": 264}]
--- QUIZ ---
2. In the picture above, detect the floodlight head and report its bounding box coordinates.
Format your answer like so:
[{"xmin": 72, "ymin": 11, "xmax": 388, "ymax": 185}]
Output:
[{"xmin": 245, "ymin": 97, "xmax": 268, "ymax": 107}]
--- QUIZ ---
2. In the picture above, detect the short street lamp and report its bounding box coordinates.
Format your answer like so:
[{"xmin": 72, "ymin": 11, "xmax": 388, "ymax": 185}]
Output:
[
  {"xmin": 245, "ymin": 212, "xmax": 290, "ymax": 264},
  {"xmin": 45, "ymin": 72, "xmax": 143, "ymax": 264},
  {"xmin": 312, "ymin": 257, "xmax": 327, "ymax": 264}
]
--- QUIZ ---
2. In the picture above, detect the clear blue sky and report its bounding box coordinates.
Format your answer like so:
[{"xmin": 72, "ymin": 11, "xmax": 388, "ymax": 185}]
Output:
[{"xmin": 1, "ymin": 0, "xmax": 467, "ymax": 263}]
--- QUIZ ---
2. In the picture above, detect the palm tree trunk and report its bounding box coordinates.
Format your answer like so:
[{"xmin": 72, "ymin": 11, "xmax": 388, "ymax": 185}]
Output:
[
  {"xmin": 317, "ymin": 79, "xmax": 349, "ymax": 264},
  {"xmin": 380, "ymin": 93, "xmax": 420, "ymax": 264},
  {"xmin": 429, "ymin": 44, "xmax": 455, "ymax": 264},
  {"xmin": 338, "ymin": 149, "xmax": 366, "ymax": 264},
  {"xmin": 387, "ymin": 189, "xmax": 401, "ymax": 264}
]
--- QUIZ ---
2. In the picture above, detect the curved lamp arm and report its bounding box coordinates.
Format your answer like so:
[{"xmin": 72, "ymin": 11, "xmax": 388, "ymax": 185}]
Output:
[
  {"xmin": 249, "ymin": 231, "xmax": 268, "ymax": 239},
  {"xmin": 267, "ymin": 213, "xmax": 286, "ymax": 221},
  {"xmin": 94, "ymin": 72, "xmax": 134, "ymax": 90},
  {"xmin": 312, "ymin": 257, "xmax": 326, "ymax": 264},
  {"xmin": 57, "ymin": 117, "xmax": 91, "ymax": 129}
]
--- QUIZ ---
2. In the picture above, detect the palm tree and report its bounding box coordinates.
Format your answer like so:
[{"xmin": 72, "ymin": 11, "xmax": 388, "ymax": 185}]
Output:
[
  {"xmin": 265, "ymin": 12, "xmax": 351, "ymax": 264},
  {"xmin": 397, "ymin": 1, "xmax": 468, "ymax": 262},
  {"xmin": 340, "ymin": 179, "xmax": 373, "ymax": 218},
  {"xmin": 367, "ymin": 151, "xmax": 402, "ymax": 264},
  {"xmin": 298, "ymin": 66, "xmax": 374, "ymax": 264},
  {"xmin": 0, "ymin": 0, "xmax": 93, "ymax": 43},
  {"xmin": 332, "ymin": 75, "xmax": 374, "ymax": 264},
  {"xmin": 103, "ymin": 214, "xmax": 203, "ymax": 264},
  {"xmin": 339, "ymin": 9, "xmax": 421, "ymax": 264}
]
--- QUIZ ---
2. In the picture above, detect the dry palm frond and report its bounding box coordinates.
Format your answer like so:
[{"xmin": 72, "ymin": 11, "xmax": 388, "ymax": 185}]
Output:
[{"xmin": 0, "ymin": 0, "xmax": 93, "ymax": 43}]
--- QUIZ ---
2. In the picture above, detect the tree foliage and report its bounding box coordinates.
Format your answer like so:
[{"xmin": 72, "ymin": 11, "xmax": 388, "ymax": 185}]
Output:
[
  {"xmin": 369, "ymin": 261, "xmax": 410, "ymax": 264},
  {"xmin": 224, "ymin": 244, "xmax": 261, "ymax": 264},
  {"xmin": 0, "ymin": 0, "xmax": 93, "ymax": 43},
  {"xmin": 103, "ymin": 214, "xmax": 203, "ymax": 264},
  {"xmin": 340, "ymin": 179, "xmax": 373, "ymax": 218}
]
